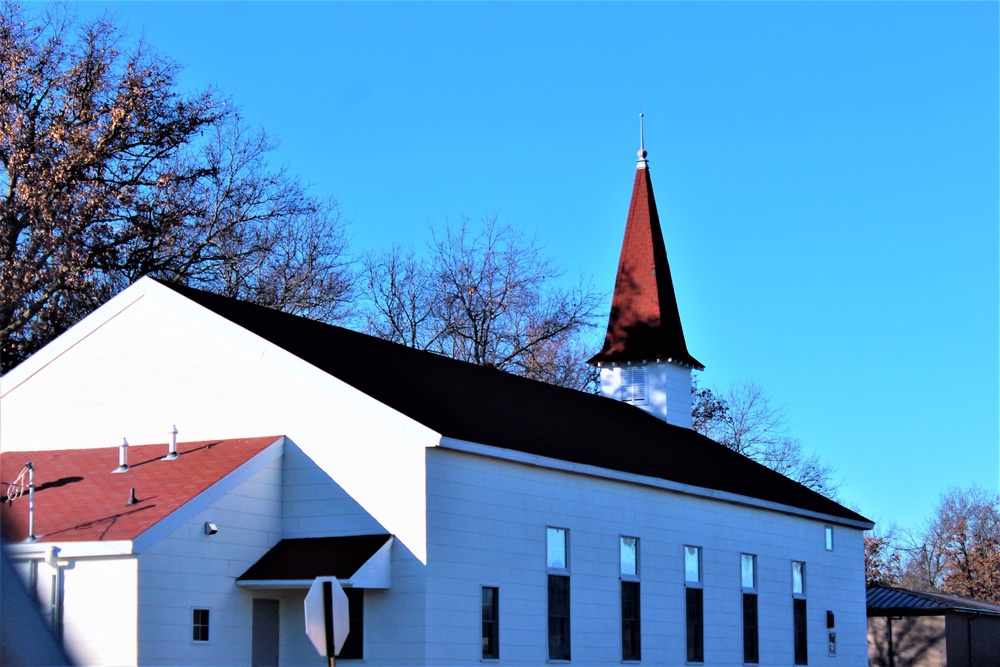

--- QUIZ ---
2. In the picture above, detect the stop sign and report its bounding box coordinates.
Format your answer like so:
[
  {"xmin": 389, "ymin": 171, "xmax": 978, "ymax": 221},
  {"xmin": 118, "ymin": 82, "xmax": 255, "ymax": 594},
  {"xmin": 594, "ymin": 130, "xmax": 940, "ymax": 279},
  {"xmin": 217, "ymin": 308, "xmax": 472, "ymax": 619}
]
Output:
[{"xmin": 304, "ymin": 577, "xmax": 350, "ymax": 658}]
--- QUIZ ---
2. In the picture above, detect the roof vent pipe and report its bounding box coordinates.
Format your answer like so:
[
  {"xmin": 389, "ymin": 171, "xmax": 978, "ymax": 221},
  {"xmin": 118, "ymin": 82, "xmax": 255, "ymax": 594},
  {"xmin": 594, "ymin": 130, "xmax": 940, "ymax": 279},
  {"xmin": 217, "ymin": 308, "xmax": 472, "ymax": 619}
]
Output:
[
  {"xmin": 113, "ymin": 438, "xmax": 130, "ymax": 473},
  {"xmin": 126, "ymin": 488, "xmax": 138, "ymax": 506},
  {"xmin": 26, "ymin": 462, "xmax": 36, "ymax": 542},
  {"xmin": 164, "ymin": 425, "xmax": 179, "ymax": 461}
]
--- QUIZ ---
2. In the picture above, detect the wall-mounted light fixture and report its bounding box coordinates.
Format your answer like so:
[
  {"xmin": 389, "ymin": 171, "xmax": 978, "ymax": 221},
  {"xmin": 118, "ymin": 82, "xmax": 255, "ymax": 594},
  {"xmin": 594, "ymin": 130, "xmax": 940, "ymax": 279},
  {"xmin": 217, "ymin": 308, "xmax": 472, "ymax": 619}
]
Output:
[{"xmin": 204, "ymin": 522, "xmax": 218, "ymax": 536}]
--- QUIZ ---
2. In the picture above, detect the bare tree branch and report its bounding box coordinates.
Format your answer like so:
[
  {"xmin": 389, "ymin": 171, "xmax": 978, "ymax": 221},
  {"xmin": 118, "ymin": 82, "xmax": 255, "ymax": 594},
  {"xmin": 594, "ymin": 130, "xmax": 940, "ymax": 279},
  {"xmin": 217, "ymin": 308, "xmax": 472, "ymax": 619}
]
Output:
[{"xmin": 360, "ymin": 216, "xmax": 603, "ymax": 391}]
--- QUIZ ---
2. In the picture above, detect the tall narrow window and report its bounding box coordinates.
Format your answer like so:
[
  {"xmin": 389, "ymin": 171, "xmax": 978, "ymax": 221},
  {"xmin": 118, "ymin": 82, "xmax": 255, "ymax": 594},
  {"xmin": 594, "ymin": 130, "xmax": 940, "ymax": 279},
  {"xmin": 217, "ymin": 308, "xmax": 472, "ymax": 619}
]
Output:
[
  {"xmin": 825, "ymin": 526, "xmax": 834, "ymax": 551},
  {"xmin": 549, "ymin": 575, "xmax": 570, "ymax": 660},
  {"xmin": 482, "ymin": 587, "xmax": 499, "ymax": 660},
  {"xmin": 741, "ymin": 554, "xmax": 758, "ymax": 664},
  {"xmin": 192, "ymin": 608, "xmax": 210, "ymax": 643},
  {"xmin": 620, "ymin": 536, "xmax": 640, "ymax": 661},
  {"xmin": 338, "ymin": 588, "xmax": 364, "ymax": 659},
  {"xmin": 793, "ymin": 561, "xmax": 807, "ymax": 665},
  {"xmin": 794, "ymin": 599, "xmax": 808, "ymax": 664},
  {"xmin": 620, "ymin": 366, "xmax": 647, "ymax": 404},
  {"xmin": 685, "ymin": 545, "xmax": 703, "ymax": 663},
  {"xmin": 547, "ymin": 527, "xmax": 570, "ymax": 660},
  {"xmin": 827, "ymin": 610, "xmax": 836, "ymax": 657}
]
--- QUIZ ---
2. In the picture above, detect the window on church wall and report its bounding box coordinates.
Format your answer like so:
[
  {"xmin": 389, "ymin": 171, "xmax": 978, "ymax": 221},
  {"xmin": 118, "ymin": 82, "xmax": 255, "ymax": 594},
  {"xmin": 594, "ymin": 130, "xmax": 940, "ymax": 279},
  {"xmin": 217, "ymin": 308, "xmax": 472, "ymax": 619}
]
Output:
[
  {"xmin": 338, "ymin": 588, "xmax": 364, "ymax": 659},
  {"xmin": 482, "ymin": 586, "xmax": 499, "ymax": 660},
  {"xmin": 742, "ymin": 554, "xmax": 759, "ymax": 664},
  {"xmin": 620, "ymin": 536, "xmax": 640, "ymax": 661},
  {"xmin": 547, "ymin": 527, "xmax": 570, "ymax": 661},
  {"xmin": 792, "ymin": 561, "xmax": 807, "ymax": 665},
  {"xmin": 620, "ymin": 366, "xmax": 647, "ymax": 404},
  {"xmin": 192, "ymin": 608, "xmax": 210, "ymax": 643},
  {"xmin": 684, "ymin": 545, "xmax": 703, "ymax": 663}
]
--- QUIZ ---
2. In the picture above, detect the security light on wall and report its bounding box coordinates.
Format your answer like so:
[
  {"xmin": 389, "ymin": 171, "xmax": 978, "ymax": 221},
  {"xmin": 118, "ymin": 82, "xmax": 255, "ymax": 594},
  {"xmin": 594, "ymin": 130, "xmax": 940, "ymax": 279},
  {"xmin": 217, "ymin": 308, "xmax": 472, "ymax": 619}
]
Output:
[{"xmin": 204, "ymin": 522, "xmax": 218, "ymax": 536}]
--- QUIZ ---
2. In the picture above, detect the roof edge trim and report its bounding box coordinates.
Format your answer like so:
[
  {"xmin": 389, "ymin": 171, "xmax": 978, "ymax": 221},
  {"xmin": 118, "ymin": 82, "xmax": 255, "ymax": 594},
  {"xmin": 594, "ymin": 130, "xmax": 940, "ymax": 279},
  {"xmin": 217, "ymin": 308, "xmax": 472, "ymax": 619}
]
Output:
[
  {"xmin": 437, "ymin": 437, "xmax": 873, "ymax": 529},
  {"xmin": 4, "ymin": 540, "xmax": 135, "ymax": 558}
]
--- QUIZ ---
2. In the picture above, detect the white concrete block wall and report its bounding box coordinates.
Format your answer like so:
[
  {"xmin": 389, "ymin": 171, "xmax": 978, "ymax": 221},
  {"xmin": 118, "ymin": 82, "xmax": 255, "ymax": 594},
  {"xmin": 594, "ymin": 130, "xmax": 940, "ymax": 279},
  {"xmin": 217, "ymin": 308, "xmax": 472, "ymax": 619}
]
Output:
[{"xmin": 424, "ymin": 448, "xmax": 867, "ymax": 666}]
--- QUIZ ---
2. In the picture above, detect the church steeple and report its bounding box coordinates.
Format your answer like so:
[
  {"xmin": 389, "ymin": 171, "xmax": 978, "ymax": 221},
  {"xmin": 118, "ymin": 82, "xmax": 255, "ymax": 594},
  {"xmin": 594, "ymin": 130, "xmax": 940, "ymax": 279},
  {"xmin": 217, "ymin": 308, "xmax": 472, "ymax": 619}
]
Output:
[{"xmin": 589, "ymin": 119, "xmax": 703, "ymax": 427}]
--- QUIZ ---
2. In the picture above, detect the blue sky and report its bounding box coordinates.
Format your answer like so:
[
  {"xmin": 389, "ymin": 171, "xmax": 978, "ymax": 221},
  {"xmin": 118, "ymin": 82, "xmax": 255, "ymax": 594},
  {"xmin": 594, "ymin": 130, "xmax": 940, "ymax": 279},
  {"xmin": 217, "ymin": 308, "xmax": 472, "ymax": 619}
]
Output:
[{"xmin": 75, "ymin": 2, "xmax": 997, "ymax": 532}]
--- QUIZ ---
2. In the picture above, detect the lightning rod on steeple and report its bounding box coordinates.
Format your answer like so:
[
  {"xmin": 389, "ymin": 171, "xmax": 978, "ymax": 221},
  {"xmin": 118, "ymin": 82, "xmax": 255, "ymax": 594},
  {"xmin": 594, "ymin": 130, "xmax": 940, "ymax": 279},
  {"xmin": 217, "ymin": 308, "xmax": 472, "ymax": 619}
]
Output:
[{"xmin": 637, "ymin": 109, "xmax": 648, "ymax": 168}]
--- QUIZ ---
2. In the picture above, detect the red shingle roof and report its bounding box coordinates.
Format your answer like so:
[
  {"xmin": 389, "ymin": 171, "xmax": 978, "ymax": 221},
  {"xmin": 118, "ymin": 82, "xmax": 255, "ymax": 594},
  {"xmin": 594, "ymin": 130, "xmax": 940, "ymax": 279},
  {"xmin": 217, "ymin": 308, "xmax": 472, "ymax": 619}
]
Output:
[
  {"xmin": 0, "ymin": 437, "xmax": 281, "ymax": 543},
  {"xmin": 589, "ymin": 165, "xmax": 703, "ymax": 368}
]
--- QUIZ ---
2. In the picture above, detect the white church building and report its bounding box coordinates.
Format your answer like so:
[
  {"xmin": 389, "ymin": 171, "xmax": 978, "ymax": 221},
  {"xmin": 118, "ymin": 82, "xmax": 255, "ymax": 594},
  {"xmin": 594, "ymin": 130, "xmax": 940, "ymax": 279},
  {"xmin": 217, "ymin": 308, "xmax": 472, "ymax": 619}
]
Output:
[{"xmin": 0, "ymin": 141, "xmax": 872, "ymax": 666}]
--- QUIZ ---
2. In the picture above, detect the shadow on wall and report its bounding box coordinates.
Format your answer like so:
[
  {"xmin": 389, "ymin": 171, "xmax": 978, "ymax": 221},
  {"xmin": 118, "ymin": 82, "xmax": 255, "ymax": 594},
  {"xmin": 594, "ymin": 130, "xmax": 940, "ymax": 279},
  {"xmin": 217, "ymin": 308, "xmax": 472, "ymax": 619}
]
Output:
[
  {"xmin": 0, "ymin": 547, "xmax": 73, "ymax": 666},
  {"xmin": 868, "ymin": 616, "xmax": 947, "ymax": 667}
]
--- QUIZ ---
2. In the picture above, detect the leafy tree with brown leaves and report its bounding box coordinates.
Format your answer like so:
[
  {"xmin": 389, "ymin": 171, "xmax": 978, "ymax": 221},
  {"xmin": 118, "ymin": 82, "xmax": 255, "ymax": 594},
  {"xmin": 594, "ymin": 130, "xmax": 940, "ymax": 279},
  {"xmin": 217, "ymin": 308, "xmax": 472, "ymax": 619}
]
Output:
[
  {"xmin": 361, "ymin": 216, "xmax": 602, "ymax": 391},
  {"xmin": 0, "ymin": 4, "xmax": 352, "ymax": 372},
  {"xmin": 865, "ymin": 528, "xmax": 904, "ymax": 587},
  {"xmin": 869, "ymin": 486, "xmax": 1000, "ymax": 603},
  {"xmin": 691, "ymin": 379, "xmax": 840, "ymax": 497},
  {"xmin": 911, "ymin": 486, "xmax": 1000, "ymax": 602}
]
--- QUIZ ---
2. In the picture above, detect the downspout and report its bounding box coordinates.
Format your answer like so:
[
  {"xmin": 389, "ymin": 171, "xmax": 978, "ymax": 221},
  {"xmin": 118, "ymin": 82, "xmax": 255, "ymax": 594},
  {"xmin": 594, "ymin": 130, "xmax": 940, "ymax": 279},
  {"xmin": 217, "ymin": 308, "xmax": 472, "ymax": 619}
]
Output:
[{"xmin": 27, "ymin": 462, "xmax": 37, "ymax": 541}]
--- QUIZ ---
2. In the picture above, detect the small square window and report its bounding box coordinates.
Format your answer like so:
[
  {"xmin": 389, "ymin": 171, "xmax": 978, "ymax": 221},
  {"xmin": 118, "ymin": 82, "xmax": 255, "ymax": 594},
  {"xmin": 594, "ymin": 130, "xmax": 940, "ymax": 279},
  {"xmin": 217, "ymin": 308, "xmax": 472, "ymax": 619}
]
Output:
[
  {"xmin": 620, "ymin": 536, "xmax": 638, "ymax": 577},
  {"xmin": 192, "ymin": 608, "xmax": 210, "ymax": 643},
  {"xmin": 741, "ymin": 553, "xmax": 757, "ymax": 590},
  {"xmin": 684, "ymin": 545, "xmax": 702, "ymax": 584},
  {"xmin": 825, "ymin": 526, "xmax": 834, "ymax": 551}
]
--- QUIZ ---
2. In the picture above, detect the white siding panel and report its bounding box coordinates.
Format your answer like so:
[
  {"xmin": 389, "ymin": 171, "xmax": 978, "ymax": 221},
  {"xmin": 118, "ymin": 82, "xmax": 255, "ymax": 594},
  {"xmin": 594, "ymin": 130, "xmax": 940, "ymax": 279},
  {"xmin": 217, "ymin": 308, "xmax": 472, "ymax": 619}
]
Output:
[
  {"xmin": 61, "ymin": 557, "xmax": 139, "ymax": 666},
  {"xmin": 137, "ymin": 460, "xmax": 283, "ymax": 666},
  {"xmin": 425, "ymin": 448, "xmax": 867, "ymax": 666},
  {"xmin": 0, "ymin": 287, "xmax": 436, "ymax": 561}
]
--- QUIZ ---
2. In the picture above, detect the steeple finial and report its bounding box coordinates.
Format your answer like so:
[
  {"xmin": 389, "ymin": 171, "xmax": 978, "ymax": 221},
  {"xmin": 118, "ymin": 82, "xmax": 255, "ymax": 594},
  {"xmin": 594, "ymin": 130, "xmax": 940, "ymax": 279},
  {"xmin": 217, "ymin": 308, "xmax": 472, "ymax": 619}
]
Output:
[{"xmin": 637, "ymin": 111, "xmax": 648, "ymax": 169}]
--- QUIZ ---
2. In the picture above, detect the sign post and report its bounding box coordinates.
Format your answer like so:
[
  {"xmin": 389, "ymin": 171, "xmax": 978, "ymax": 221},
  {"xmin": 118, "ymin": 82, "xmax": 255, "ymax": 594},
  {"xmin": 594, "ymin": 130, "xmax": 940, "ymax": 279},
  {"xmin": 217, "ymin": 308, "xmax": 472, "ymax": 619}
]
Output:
[{"xmin": 304, "ymin": 577, "xmax": 350, "ymax": 666}]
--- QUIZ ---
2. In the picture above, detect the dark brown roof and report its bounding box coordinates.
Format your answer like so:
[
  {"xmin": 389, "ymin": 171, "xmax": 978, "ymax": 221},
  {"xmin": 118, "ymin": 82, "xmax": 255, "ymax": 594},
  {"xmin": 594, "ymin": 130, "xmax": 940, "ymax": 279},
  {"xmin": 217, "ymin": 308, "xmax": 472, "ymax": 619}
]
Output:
[
  {"xmin": 155, "ymin": 280, "xmax": 868, "ymax": 525},
  {"xmin": 589, "ymin": 165, "xmax": 703, "ymax": 368},
  {"xmin": 238, "ymin": 535, "xmax": 392, "ymax": 581},
  {"xmin": 867, "ymin": 586, "xmax": 1000, "ymax": 617},
  {"xmin": 0, "ymin": 437, "xmax": 281, "ymax": 542}
]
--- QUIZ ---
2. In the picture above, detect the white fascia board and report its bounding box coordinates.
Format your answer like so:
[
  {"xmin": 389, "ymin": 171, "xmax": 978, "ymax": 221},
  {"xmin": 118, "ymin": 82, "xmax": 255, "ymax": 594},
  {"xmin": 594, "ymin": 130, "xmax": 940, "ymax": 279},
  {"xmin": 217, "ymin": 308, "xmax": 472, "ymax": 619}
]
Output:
[
  {"xmin": 1, "ymin": 284, "xmax": 149, "ymax": 398},
  {"xmin": 437, "ymin": 437, "xmax": 874, "ymax": 530},
  {"xmin": 4, "ymin": 541, "xmax": 135, "ymax": 558},
  {"xmin": 141, "ymin": 279, "xmax": 441, "ymax": 447},
  {"xmin": 236, "ymin": 579, "xmax": 313, "ymax": 589},
  {"xmin": 131, "ymin": 436, "xmax": 285, "ymax": 553}
]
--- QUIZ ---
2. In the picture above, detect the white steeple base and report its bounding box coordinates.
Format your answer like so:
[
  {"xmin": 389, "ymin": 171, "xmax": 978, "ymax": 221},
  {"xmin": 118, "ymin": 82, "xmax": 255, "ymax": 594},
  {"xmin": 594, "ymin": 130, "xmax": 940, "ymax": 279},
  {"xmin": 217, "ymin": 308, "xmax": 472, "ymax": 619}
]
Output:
[{"xmin": 599, "ymin": 361, "xmax": 693, "ymax": 429}]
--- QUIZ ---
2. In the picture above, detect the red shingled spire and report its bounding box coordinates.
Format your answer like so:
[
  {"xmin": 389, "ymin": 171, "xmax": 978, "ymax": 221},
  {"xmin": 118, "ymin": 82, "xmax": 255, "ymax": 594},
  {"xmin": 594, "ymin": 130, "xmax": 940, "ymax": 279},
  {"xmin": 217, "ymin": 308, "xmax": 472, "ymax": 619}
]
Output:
[{"xmin": 589, "ymin": 139, "xmax": 703, "ymax": 369}]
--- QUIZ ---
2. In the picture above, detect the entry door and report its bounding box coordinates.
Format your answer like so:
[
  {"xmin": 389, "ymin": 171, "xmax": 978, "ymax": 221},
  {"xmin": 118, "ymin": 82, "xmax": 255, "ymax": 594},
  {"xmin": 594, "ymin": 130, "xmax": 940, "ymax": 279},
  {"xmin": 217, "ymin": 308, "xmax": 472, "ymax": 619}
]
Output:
[{"xmin": 252, "ymin": 599, "xmax": 280, "ymax": 666}]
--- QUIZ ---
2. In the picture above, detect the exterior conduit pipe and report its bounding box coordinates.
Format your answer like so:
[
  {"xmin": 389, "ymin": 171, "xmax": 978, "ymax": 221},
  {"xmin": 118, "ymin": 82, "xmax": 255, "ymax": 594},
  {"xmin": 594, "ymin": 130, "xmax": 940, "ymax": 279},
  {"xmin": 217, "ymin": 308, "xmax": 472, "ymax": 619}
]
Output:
[{"xmin": 26, "ymin": 462, "xmax": 36, "ymax": 542}]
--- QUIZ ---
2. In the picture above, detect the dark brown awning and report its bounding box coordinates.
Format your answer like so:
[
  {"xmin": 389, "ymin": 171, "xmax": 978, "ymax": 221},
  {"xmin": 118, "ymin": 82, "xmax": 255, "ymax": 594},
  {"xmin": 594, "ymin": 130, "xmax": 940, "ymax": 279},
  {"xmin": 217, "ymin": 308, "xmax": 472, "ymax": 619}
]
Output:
[{"xmin": 237, "ymin": 534, "xmax": 392, "ymax": 589}]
